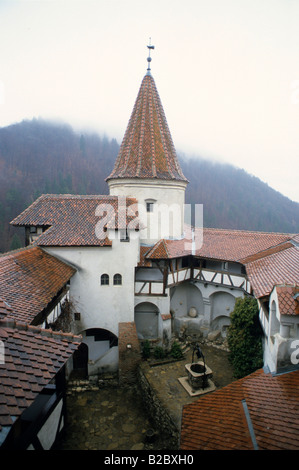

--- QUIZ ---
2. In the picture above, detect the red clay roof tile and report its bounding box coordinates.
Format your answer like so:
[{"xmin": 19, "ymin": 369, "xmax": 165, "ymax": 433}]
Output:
[
  {"xmin": 276, "ymin": 285, "xmax": 299, "ymax": 315},
  {"xmin": 11, "ymin": 194, "xmax": 140, "ymax": 246},
  {"xmin": 0, "ymin": 246, "xmax": 75, "ymax": 323},
  {"xmin": 0, "ymin": 299, "xmax": 13, "ymax": 319},
  {"xmin": 245, "ymin": 245, "xmax": 299, "ymax": 298},
  {"xmin": 180, "ymin": 368, "xmax": 299, "ymax": 450},
  {"xmin": 0, "ymin": 318, "xmax": 81, "ymax": 435},
  {"xmin": 146, "ymin": 226, "xmax": 295, "ymax": 263},
  {"xmin": 106, "ymin": 74, "xmax": 187, "ymax": 183}
]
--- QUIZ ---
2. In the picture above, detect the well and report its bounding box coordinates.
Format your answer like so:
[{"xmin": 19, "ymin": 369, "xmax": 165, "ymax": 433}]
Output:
[{"xmin": 178, "ymin": 343, "xmax": 216, "ymax": 396}]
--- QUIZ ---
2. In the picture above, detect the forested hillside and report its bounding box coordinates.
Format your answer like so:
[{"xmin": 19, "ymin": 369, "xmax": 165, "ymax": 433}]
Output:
[{"xmin": 0, "ymin": 118, "xmax": 298, "ymax": 253}]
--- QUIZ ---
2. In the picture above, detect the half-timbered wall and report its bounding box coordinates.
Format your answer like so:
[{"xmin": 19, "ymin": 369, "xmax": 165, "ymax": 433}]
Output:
[{"xmin": 134, "ymin": 256, "xmax": 249, "ymax": 340}]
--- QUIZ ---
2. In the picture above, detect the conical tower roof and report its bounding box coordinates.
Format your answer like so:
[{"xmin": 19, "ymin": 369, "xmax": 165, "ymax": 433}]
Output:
[{"xmin": 106, "ymin": 73, "xmax": 188, "ymax": 183}]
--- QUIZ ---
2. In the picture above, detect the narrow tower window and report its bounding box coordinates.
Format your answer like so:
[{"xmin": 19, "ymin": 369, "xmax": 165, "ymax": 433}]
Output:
[
  {"xmin": 146, "ymin": 202, "xmax": 154, "ymax": 213},
  {"xmin": 145, "ymin": 199, "xmax": 156, "ymax": 213},
  {"xmin": 120, "ymin": 229, "xmax": 130, "ymax": 242}
]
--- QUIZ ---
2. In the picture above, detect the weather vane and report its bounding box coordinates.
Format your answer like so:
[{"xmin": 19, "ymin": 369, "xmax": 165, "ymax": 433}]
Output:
[{"xmin": 147, "ymin": 38, "xmax": 155, "ymax": 75}]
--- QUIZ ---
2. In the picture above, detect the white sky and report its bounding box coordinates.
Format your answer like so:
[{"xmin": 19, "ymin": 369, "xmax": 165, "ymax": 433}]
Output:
[{"xmin": 1, "ymin": 0, "xmax": 299, "ymax": 202}]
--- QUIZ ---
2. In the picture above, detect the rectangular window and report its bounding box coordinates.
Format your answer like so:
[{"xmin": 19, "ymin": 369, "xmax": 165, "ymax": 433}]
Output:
[
  {"xmin": 146, "ymin": 202, "xmax": 154, "ymax": 213},
  {"xmin": 120, "ymin": 229, "xmax": 130, "ymax": 242}
]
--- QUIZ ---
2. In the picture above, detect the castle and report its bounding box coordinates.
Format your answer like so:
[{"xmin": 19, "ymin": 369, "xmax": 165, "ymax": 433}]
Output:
[
  {"xmin": 0, "ymin": 46, "xmax": 298, "ymax": 450},
  {"xmin": 7, "ymin": 46, "xmax": 299, "ymax": 378}
]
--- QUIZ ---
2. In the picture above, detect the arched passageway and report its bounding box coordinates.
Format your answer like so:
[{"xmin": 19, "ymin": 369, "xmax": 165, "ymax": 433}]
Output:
[
  {"xmin": 72, "ymin": 342, "xmax": 89, "ymax": 378},
  {"xmin": 170, "ymin": 282, "xmax": 204, "ymax": 318},
  {"xmin": 210, "ymin": 291, "xmax": 236, "ymax": 336},
  {"xmin": 134, "ymin": 302, "xmax": 159, "ymax": 339}
]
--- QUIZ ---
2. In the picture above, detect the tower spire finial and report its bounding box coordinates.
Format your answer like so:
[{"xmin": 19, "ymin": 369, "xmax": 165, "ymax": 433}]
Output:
[{"xmin": 147, "ymin": 38, "xmax": 155, "ymax": 75}]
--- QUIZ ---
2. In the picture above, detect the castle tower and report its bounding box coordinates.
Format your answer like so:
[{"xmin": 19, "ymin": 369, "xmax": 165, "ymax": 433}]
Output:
[{"xmin": 106, "ymin": 43, "xmax": 188, "ymax": 244}]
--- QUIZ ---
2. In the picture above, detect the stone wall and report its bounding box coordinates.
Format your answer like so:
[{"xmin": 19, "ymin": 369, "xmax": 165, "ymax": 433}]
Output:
[
  {"xmin": 137, "ymin": 363, "xmax": 179, "ymax": 447},
  {"xmin": 118, "ymin": 322, "xmax": 142, "ymax": 385}
]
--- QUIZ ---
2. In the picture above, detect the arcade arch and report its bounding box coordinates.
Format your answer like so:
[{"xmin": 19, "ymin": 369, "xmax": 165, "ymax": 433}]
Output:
[{"xmin": 134, "ymin": 302, "xmax": 159, "ymax": 339}]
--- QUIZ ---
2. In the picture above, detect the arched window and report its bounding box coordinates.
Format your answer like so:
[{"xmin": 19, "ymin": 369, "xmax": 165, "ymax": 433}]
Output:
[
  {"xmin": 101, "ymin": 274, "xmax": 109, "ymax": 285},
  {"xmin": 113, "ymin": 273, "xmax": 122, "ymax": 285}
]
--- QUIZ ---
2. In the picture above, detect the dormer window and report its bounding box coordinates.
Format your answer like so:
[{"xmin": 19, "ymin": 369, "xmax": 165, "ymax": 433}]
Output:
[{"xmin": 27, "ymin": 226, "xmax": 45, "ymax": 245}]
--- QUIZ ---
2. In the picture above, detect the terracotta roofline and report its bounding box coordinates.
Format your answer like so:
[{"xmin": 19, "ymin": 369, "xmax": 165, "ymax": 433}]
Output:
[
  {"xmin": 0, "ymin": 318, "xmax": 82, "ymax": 343},
  {"xmin": 239, "ymin": 241, "xmax": 294, "ymax": 264},
  {"xmin": 202, "ymin": 226, "xmax": 296, "ymax": 237},
  {"xmin": 0, "ymin": 244, "xmax": 36, "ymax": 259},
  {"xmin": 0, "ymin": 245, "xmax": 77, "ymax": 273},
  {"xmin": 274, "ymin": 283, "xmax": 299, "ymax": 289}
]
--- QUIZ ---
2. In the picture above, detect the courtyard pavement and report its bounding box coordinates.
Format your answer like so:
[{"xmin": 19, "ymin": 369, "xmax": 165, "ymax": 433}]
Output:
[
  {"xmin": 58, "ymin": 343, "xmax": 235, "ymax": 451},
  {"xmin": 141, "ymin": 343, "xmax": 236, "ymax": 431}
]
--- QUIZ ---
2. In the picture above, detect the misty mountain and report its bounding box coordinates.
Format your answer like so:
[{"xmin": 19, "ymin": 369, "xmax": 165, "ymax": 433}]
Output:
[{"xmin": 0, "ymin": 118, "xmax": 298, "ymax": 253}]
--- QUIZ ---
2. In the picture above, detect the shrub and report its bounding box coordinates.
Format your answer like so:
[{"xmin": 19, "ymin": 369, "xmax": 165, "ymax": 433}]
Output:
[
  {"xmin": 170, "ymin": 341, "xmax": 183, "ymax": 360},
  {"xmin": 153, "ymin": 346, "xmax": 165, "ymax": 359},
  {"xmin": 142, "ymin": 340, "xmax": 151, "ymax": 359},
  {"xmin": 227, "ymin": 296, "xmax": 264, "ymax": 379}
]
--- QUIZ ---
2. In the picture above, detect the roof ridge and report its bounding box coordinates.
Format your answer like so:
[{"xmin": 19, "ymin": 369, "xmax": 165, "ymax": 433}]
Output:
[
  {"xmin": 35, "ymin": 194, "xmax": 137, "ymax": 199},
  {"xmin": 162, "ymin": 239, "xmax": 171, "ymax": 257},
  {"xmin": 275, "ymin": 283, "xmax": 299, "ymax": 289},
  {"xmin": 203, "ymin": 226, "xmax": 296, "ymax": 237},
  {"xmin": 145, "ymin": 238, "xmax": 170, "ymax": 259},
  {"xmin": 240, "ymin": 241, "xmax": 294, "ymax": 264},
  {"xmin": 0, "ymin": 244, "xmax": 39, "ymax": 259},
  {"xmin": 0, "ymin": 318, "xmax": 82, "ymax": 343}
]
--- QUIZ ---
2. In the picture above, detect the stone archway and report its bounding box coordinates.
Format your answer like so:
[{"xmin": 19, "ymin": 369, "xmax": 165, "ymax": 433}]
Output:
[
  {"xmin": 72, "ymin": 342, "xmax": 89, "ymax": 378},
  {"xmin": 80, "ymin": 328, "xmax": 119, "ymax": 375},
  {"xmin": 170, "ymin": 282, "xmax": 204, "ymax": 318},
  {"xmin": 210, "ymin": 291, "xmax": 236, "ymax": 336},
  {"xmin": 170, "ymin": 282, "xmax": 204, "ymax": 337},
  {"xmin": 84, "ymin": 328, "xmax": 118, "ymax": 360},
  {"xmin": 134, "ymin": 302, "xmax": 159, "ymax": 339}
]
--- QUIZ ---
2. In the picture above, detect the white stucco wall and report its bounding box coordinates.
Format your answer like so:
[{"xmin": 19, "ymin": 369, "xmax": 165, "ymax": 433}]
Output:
[
  {"xmin": 108, "ymin": 178, "xmax": 187, "ymax": 243},
  {"xmin": 44, "ymin": 232, "xmax": 140, "ymax": 337},
  {"xmin": 261, "ymin": 288, "xmax": 299, "ymax": 373},
  {"xmin": 36, "ymin": 399, "xmax": 63, "ymax": 450}
]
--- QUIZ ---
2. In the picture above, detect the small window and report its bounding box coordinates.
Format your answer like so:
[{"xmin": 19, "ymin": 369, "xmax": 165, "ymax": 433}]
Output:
[
  {"xmin": 120, "ymin": 229, "xmax": 130, "ymax": 242},
  {"xmin": 146, "ymin": 202, "xmax": 154, "ymax": 213},
  {"xmin": 74, "ymin": 312, "xmax": 81, "ymax": 321},
  {"xmin": 101, "ymin": 274, "xmax": 109, "ymax": 285},
  {"xmin": 113, "ymin": 273, "xmax": 122, "ymax": 285}
]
